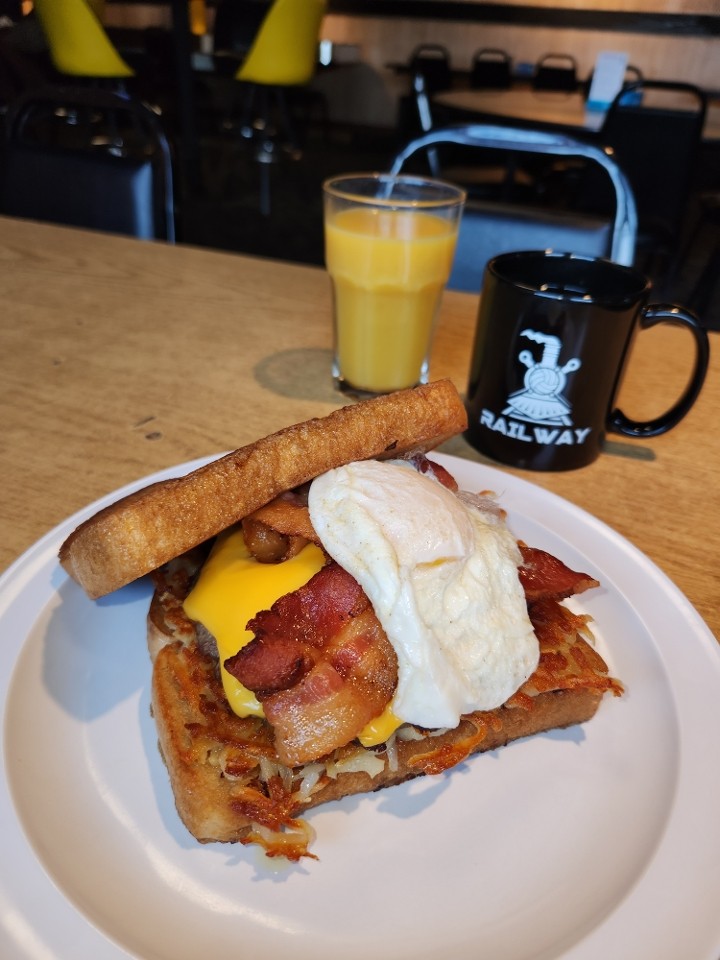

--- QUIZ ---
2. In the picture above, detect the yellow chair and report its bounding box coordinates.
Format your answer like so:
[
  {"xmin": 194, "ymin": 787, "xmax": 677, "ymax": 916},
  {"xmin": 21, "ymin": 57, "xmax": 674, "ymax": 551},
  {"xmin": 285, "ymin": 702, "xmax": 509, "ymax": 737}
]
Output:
[
  {"xmin": 33, "ymin": 0, "xmax": 134, "ymax": 81},
  {"xmin": 231, "ymin": 0, "xmax": 327, "ymax": 214},
  {"xmin": 235, "ymin": 0, "xmax": 326, "ymax": 88}
]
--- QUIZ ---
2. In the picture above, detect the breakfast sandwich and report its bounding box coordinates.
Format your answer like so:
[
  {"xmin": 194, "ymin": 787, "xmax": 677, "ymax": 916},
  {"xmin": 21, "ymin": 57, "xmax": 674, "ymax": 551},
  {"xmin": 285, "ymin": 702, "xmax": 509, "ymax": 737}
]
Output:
[{"xmin": 59, "ymin": 380, "xmax": 622, "ymax": 860}]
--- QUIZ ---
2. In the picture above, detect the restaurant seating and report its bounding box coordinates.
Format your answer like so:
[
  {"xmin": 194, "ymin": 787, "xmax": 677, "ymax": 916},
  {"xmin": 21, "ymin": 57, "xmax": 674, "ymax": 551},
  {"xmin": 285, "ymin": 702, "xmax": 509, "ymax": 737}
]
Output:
[
  {"xmin": 597, "ymin": 80, "xmax": 707, "ymax": 273},
  {"xmin": 675, "ymin": 191, "xmax": 720, "ymax": 326},
  {"xmin": 228, "ymin": 0, "xmax": 327, "ymax": 215},
  {"xmin": 409, "ymin": 71, "xmax": 532, "ymax": 197},
  {"xmin": 398, "ymin": 44, "xmax": 454, "ymax": 144},
  {"xmin": 389, "ymin": 123, "xmax": 637, "ymax": 293},
  {"xmin": 0, "ymin": 85, "xmax": 175, "ymax": 241},
  {"xmin": 532, "ymin": 53, "xmax": 579, "ymax": 92},
  {"xmin": 469, "ymin": 48, "xmax": 513, "ymax": 89},
  {"xmin": 409, "ymin": 44, "xmax": 453, "ymax": 95},
  {"xmin": 213, "ymin": 0, "xmax": 271, "ymax": 77},
  {"xmin": 33, "ymin": 0, "xmax": 134, "ymax": 86}
]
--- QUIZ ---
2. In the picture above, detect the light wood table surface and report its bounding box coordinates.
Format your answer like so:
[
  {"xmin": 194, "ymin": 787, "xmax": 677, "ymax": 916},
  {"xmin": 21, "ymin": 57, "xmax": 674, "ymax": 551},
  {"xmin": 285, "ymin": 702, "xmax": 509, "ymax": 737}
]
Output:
[
  {"xmin": 434, "ymin": 86, "xmax": 720, "ymax": 142},
  {"xmin": 0, "ymin": 216, "xmax": 717, "ymax": 639}
]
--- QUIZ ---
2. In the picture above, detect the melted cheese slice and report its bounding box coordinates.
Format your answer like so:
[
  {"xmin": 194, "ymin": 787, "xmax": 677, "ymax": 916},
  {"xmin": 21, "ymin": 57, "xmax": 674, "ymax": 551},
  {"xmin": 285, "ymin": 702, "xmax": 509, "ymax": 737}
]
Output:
[
  {"xmin": 183, "ymin": 528, "xmax": 326, "ymax": 718},
  {"xmin": 358, "ymin": 705, "xmax": 403, "ymax": 747},
  {"xmin": 182, "ymin": 526, "xmax": 401, "ymax": 742}
]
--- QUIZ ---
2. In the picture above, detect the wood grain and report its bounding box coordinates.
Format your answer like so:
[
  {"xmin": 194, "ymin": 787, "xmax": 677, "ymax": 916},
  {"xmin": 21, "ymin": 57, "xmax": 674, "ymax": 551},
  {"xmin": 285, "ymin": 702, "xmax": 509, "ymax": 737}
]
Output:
[{"xmin": 0, "ymin": 216, "xmax": 717, "ymax": 639}]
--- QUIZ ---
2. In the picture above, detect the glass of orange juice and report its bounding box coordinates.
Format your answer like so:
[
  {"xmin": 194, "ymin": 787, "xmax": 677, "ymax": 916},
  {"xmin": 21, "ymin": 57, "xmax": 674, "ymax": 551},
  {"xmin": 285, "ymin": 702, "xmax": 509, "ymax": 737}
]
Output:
[{"xmin": 323, "ymin": 174, "xmax": 465, "ymax": 396}]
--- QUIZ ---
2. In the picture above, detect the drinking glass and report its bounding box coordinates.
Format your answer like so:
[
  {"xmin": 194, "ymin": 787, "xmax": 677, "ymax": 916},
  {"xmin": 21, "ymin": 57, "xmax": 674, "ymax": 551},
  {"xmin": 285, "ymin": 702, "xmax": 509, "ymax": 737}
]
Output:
[{"xmin": 323, "ymin": 173, "xmax": 465, "ymax": 396}]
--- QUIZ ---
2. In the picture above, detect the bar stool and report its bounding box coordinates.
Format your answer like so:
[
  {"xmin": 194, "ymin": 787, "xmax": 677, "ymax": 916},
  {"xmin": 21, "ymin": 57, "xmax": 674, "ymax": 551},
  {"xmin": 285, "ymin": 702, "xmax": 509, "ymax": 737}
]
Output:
[
  {"xmin": 230, "ymin": 0, "xmax": 327, "ymax": 215},
  {"xmin": 213, "ymin": 0, "xmax": 271, "ymax": 77},
  {"xmin": 33, "ymin": 0, "xmax": 134, "ymax": 85}
]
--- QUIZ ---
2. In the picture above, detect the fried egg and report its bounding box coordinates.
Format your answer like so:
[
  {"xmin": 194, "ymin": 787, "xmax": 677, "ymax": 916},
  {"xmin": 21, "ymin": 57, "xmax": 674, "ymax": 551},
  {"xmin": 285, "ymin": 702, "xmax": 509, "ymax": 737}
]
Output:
[{"xmin": 308, "ymin": 460, "xmax": 539, "ymax": 729}]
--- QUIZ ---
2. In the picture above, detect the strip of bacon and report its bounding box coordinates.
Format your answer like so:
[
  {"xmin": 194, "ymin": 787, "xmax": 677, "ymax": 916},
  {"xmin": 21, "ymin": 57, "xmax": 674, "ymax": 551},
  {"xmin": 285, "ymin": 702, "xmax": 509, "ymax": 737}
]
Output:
[
  {"xmin": 518, "ymin": 542, "xmax": 599, "ymax": 600},
  {"xmin": 260, "ymin": 613, "xmax": 393, "ymax": 767},
  {"xmin": 225, "ymin": 563, "xmax": 398, "ymax": 766},
  {"xmin": 226, "ymin": 563, "xmax": 370, "ymax": 692},
  {"xmin": 403, "ymin": 453, "xmax": 459, "ymax": 491}
]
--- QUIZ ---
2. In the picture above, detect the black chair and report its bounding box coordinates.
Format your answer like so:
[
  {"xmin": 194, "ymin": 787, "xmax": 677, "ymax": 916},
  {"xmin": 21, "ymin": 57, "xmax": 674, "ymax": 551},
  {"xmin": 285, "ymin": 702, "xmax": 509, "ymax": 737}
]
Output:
[
  {"xmin": 469, "ymin": 48, "xmax": 512, "ymax": 89},
  {"xmin": 533, "ymin": 53, "xmax": 578, "ymax": 92},
  {"xmin": 409, "ymin": 44, "xmax": 452, "ymax": 96},
  {"xmin": 0, "ymin": 85, "xmax": 175, "ymax": 241},
  {"xmin": 673, "ymin": 191, "xmax": 720, "ymax": 328},
  {"xmin": 596, "ymin": 80, "xmax": 706, "ymax": 273},
  {"xmin": 389, "ymin": 123, "xmax": 637, "ymax": 293}
]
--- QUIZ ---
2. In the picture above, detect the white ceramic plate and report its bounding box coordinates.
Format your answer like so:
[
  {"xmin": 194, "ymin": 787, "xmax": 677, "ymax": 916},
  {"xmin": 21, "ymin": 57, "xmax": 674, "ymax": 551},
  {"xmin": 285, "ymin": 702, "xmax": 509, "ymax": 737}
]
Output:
[{"xmin": 2, "ymin": 454, "xmax": 720, "ymax": 960}]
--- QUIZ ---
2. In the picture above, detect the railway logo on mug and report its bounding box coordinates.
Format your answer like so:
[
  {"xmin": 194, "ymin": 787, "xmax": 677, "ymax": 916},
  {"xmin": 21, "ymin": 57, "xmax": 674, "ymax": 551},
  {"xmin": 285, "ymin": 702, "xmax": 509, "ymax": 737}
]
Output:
[
  {"xmin": 503, "ymin": 329, "xmax": 581, "ymax": 427},
  {"xmin": 479, "ymin": 328, "xmax": 591, "ymax": 449}
]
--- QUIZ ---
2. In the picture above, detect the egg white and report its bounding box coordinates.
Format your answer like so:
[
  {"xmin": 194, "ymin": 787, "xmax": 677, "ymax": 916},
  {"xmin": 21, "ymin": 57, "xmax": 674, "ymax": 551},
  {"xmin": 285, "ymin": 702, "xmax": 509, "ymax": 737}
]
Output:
[{"xmin": 308, "ymin": 460, "xmax": 539, "ymax": 729}]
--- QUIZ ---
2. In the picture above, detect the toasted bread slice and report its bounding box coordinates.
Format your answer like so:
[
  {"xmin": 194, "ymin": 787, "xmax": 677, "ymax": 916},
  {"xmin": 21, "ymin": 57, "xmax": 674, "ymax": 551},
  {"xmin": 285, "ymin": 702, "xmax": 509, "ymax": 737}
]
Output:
[
  {"xmin": 149, "ymin": 555, "xmax": 622, "ymax": 861},
  {"xmin": 60, "ymin": 380, "xmax": 467, "ymax": 599}
]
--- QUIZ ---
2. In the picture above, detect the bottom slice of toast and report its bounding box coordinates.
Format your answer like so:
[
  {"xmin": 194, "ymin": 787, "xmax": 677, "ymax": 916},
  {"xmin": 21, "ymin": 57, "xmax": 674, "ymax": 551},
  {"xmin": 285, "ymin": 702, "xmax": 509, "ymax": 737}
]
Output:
[{"xmin": 151, "ymin": 592, "xmax": 621, "ymax": 861}]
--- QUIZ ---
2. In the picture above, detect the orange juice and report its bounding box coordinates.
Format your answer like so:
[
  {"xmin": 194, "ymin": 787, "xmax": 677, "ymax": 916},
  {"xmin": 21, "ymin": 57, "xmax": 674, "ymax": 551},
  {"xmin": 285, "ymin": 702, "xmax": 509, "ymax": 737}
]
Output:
[{"xmin": 325, "ymin": 206, "xmax": 459, "ymax": 393}]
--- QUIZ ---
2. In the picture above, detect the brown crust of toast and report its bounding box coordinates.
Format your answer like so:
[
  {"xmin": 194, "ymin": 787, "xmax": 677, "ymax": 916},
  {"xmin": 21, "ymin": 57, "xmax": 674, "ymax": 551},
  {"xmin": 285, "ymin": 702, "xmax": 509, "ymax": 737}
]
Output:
[
  {"xmin": 151, "ymin": 637, "xmax": 606, "ymax": 848},
  {"xmin": 59, "ymin": 380, "xmax": 468, "ymax": 599}
]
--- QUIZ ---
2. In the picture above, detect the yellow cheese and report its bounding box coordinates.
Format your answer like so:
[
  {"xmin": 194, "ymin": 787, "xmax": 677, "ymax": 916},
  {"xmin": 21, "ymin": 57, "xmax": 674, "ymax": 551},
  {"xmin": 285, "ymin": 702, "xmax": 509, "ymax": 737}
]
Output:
[
  {"xmin": 358, "ymin": 705, "xmax": 403, "ymax": 747},
  {"xmin": 183, "ymin": 528, "xmax": 326, "ymax": 718}
]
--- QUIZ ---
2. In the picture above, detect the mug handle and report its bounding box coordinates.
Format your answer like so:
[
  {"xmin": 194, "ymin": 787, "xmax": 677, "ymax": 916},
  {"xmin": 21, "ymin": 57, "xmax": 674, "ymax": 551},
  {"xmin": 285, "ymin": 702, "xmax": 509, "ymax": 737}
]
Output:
[{"xmin": 608, "ymin": 303, "xmax": 710, "ymax": 438}]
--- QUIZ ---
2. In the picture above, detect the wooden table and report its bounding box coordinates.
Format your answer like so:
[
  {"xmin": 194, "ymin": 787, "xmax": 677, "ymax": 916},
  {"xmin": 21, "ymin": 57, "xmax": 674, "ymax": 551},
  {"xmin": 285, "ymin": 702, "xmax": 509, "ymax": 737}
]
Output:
[
  {"xmin": 0, "ymin": 216, "xmax": 717, "ymax": 639},
  {"xmin": 434, "ymin": 85, "xmax": 720, "ymax": 142}
]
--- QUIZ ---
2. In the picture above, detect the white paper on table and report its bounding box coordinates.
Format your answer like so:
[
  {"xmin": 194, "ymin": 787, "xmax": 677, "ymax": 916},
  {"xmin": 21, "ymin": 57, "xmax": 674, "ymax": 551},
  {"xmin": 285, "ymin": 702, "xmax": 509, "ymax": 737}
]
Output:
[{"xmin": 587, "ymin": 50, "xmax": 629, "ymax": 110}]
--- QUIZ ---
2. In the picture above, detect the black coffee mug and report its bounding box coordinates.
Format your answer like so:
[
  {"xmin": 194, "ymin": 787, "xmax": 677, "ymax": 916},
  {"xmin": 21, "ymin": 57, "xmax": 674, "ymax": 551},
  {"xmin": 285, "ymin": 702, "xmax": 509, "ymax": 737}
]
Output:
[{"xmin": 465, "ymin": 251, "xmax": 709, "ymax": 471}]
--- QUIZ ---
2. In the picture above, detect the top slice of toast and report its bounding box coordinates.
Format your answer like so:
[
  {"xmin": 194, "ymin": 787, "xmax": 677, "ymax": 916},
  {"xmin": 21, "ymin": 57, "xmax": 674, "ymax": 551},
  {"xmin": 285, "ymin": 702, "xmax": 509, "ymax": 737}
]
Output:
[{"xmin": 59, "ymin": 380, "xmax": 468, "ymax": 599}]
